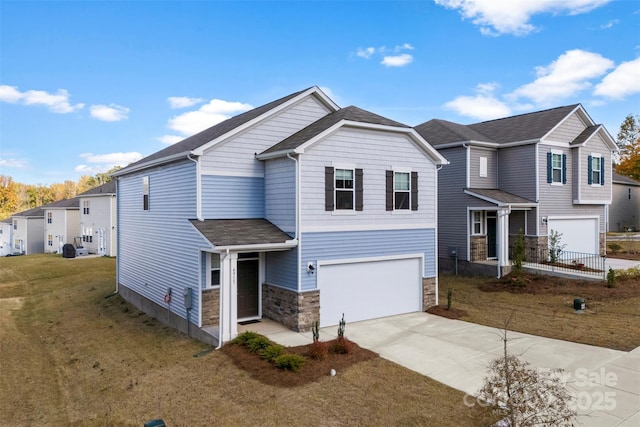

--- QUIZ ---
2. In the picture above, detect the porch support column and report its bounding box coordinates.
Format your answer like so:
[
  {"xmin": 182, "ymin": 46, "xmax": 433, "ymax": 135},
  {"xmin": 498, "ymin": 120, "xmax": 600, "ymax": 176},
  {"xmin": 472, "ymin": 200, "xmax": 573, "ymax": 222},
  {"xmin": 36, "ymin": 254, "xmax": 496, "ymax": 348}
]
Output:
[
  {"xmin": 220, "ymin": 251, "xmax": 238, "ymax": 342},
  {"xmin": 497, "ymin": 207, "xmax": 510, "ymax": 276}
]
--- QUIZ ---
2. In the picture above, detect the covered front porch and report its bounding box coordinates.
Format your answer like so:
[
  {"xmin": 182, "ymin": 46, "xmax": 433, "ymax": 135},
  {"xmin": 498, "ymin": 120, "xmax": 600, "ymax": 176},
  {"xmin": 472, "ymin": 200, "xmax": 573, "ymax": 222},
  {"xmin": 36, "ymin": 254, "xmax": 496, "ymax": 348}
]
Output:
[
  {"xmin": 465, "ymin": 188, "xmax": 538, "ymax": 277},
  {"xmin": 189, "ymin": 218, "xmax": 298, "ymax": 344}
]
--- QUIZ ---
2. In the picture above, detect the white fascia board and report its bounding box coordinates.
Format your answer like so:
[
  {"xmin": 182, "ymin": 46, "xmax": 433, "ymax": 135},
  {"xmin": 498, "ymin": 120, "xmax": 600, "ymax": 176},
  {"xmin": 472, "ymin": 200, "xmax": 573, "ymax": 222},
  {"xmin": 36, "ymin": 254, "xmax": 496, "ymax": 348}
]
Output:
[
  {"xmin": 570, "ymin": 126, "xmax": 618, "ymax": 151},
  {"xmin": 214, "ymin": 240, "xmax": 298, "ymax": 252},
  {"xmin": 80, "ymin": 193, "xmax": 116, "ymax": 198},
  {"xmin": 573, "ymin": 199, "xmax": 612, "ymax": 205},
  {"xmin": 193, "ymin": 87, "xmax": 340, "ymax": 156},
  {"xmin": 463, "ymin": 189, "xmax": 537, "ymax": 208},
  {"xmin": 428, "ymin": 140, "xmax": 499, "ymax": 150},
  {"xmin": 112, "ymin": 151, "xmax": 194, "ymax": 177},
  {"xmin": 542, "ymin": 105, "xmax": 584, "ymax": 140},
  {"xmin": 499, "ymin": 139, "xmax": 542, "ymax": 148}
]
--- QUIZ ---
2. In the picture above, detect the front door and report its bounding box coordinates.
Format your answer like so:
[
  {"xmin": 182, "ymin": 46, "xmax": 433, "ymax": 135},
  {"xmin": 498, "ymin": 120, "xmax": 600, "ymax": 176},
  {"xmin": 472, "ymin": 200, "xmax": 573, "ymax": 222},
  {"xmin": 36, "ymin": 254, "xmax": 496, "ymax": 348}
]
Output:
[
  {"xmin": 237, "ymin": 255, "xmax": 259, "ymax": 319},
  {"xmin": 487, "ymin": 214, "xmax": 497, "ymax": 259}
]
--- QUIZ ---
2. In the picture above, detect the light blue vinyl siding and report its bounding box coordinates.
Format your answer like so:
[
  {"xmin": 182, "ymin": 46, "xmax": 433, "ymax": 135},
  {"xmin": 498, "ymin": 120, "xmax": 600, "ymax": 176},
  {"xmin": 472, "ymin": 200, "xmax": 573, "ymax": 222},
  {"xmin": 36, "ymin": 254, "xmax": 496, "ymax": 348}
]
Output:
[
  {"xmin": 117, "ymin": 160, "xmax": 210, "ymax": 322},
  {"xmin": 265, "ymin": 249, "xmax": 298, "ymax": 290},
  {"xmin": 264, "ymin": 157, "xmax": 296, "ymax": 234},
  {"xmin": 300, "ymin": 228, "xmax": 436, "ymax": 291},
  {"xmin": 201, "ymin": 175, "xmax": 265, "ymax": 218}
]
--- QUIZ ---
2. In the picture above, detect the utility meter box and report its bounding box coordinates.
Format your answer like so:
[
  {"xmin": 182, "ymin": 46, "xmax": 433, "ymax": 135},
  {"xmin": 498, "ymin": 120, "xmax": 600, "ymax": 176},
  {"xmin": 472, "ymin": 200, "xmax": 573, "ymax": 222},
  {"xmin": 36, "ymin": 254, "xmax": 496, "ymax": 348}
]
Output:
[{"xmin": 183, "ymin": 287, "xmax": 192, "ymax": 309}]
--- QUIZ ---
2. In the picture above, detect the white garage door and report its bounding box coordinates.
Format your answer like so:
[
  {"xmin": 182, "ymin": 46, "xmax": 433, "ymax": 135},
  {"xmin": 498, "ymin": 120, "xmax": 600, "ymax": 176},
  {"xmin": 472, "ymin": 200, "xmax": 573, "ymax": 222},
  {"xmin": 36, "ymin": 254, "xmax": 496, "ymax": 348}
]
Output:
[
  {"xmin": 318, "ymin": 257, "xmax": 422, "ymax": 327},
  {"xmin": 548, "ymin": 218, "xmax": 598, "ymax": 254}
]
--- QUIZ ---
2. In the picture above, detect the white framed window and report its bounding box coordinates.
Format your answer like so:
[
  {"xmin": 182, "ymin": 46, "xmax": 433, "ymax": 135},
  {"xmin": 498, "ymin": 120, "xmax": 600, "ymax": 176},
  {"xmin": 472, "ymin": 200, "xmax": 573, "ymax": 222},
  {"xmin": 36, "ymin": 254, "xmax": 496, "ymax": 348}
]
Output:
[
  {"xmin": 47, "ymin": 212, "xmax": 52, "ymax": 224},
  {"xmin": 210, "ymin": 253, "xmax": 220, "ymax": 288},
  {"xmin": 590, "ymin": 153, "xmax": 602, "ymax": 186},
  {"xmin": 83, "ymin": 200, "xmax": 90, "ymax": 215},
  {"xmin": 13, "ymin": 220, "xmax": 17, "ymax": 230},
  {"xmin": 47, "ymin": 234, "xmax": 53, "ymax": 247},
  {"xmin": 394, "ymin": 171, "xmax": 411, "ymax": 210},
  {"xmin": 479, "ymin": 156, "xmax": 487, "ymax": 178},
  {"xmin": 143, "ymin": 176, "xmax": 149, "ymax": 210},
  {"xmin": 551, "ymin": 152, "xmax": 563, "ymax": 183},
  {"xmin": 335, "ymin": 168, "xmax": 354, "ymax": 210},
  {"xmin": 472, "ymin": 211, "xmax": 484, "ymax": 235}
]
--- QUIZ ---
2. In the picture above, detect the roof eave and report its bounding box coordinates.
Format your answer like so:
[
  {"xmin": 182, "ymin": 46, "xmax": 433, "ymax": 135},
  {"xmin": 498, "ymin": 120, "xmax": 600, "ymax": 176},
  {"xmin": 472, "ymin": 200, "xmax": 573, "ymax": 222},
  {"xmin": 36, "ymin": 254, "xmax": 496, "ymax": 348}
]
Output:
[
  {"xmin": 112, "ymin": 151, "xmax": 195, "ymax": 177},
  {"xmin": 214, "ymin": 240, "xmax": 298, "ymax": 252},
  {"xmin": 464, "ymin": 189, "xmax": 537, "ymax": 208}
]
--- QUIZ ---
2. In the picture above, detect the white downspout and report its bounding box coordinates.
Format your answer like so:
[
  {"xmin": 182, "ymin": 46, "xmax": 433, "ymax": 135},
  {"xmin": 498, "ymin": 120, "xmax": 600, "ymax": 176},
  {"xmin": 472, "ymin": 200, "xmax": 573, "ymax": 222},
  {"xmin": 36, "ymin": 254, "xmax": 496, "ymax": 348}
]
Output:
[
  {"xmin": 187, "ymin": 154, "xmax": 203, "ymax": 221},
  {"xmin": 286, "ymin": 153, "xmax": 301, "ymax": 291},
  {"xmin": 497, "ymin": 206, "xmax": 512, "ymax": 278}
]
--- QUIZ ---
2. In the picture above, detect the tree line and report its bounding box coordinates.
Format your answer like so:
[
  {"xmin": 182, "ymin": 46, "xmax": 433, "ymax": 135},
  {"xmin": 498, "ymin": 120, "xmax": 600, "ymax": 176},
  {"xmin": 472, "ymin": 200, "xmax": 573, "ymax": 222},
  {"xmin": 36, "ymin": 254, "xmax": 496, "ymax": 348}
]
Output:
[{"xmin": 0, "ymin": 167, "xmax": 120, "ymax": 220}]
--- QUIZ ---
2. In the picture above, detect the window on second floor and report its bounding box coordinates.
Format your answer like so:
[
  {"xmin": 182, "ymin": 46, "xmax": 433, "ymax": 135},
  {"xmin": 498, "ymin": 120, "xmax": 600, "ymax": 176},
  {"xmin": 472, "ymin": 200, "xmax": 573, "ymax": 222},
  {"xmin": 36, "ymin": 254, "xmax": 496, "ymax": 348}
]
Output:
[
  {"xmin": 83, "ymin": 200, "xmax": 90, "ymax": 215},
  {"xmin": 547, "ymin": 151, "xmax": 566, "ymax": 184},
  {"xmin": 324, "ymin": 166, "xmax": 363, "ymax": 212},
  {"xmin": 47, "ymin": 212, "xmax": 52, "ymax": 224},
  {"xmin": 588, "ymin": 154, "xmax": 605, "ymax": 186},
  {"xmin": 13, "ymin": 220, "xmax": 17, "ymax": 230},
  {"xmin": 143, "ymin": 176, "xmax": 149, "ymax": 210},
  {"xmin": 386, "ymin": 170, "xmax": 418, "ymax": 211}
]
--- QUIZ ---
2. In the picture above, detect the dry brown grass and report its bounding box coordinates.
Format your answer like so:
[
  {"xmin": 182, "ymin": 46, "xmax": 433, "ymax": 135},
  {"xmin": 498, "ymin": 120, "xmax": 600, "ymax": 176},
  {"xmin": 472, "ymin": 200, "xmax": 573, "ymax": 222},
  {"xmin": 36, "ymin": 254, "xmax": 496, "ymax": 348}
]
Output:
[
  {"xmin": 436, "ymin": 272, "xmax": 640, "ymax": 351},
  {"xmin": 607, "ymin": 236, "xmax": 640, "ymax": 260},
  {"xmin": 0, "ymin": 255, "xmax": 494, "ymax": 426}
]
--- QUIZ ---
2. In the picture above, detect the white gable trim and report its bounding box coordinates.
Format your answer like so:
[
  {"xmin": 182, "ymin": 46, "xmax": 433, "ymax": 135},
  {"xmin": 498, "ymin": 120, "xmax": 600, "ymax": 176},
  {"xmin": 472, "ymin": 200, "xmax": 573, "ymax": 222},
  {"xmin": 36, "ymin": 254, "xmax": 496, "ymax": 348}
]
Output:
[
  {"xmin": 541, "ymin": 105, "xmax": 587, "ymax": 140},
  {"xmin": 192, "ymin": 87, "xmax": 339, "ymax": 156}
]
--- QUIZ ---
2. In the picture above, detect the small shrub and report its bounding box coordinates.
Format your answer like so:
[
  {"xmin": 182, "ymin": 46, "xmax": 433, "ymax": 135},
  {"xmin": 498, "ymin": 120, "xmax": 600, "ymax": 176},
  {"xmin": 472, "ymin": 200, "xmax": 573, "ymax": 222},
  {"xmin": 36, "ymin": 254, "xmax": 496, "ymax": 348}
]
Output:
[
  {"xmin": 608, "ymin": 243, "xmax": 622, "ymax": 254},
  {"xmin": 606, "ymin": 267, "xmax": 616, "ymax": 288},
  {"xmin": 274, "ymin": 354, "xmax": 306, "ymax": 372},
  {"xmin": 513, "ymin": 228, "xmax": 525, "ymax": 275},
  {"xmin": 337, "ymin": 314, "xmax": 346, "ymax": 339},
  {"xmin": 258, "ymin": 344, "xmax": 284, "ymax": 362},
  {"xmin": 447, "ymin": 288, "xmax": 452, "ymax": 310},
  {"xmin": 311, "ymin": 321, "xmax": 320, "ymax": 342},
  {"xmin": 231, "ymin": 331, "xmax": 260, "ymax": 346},
  {"xmin": 246, "ymin": 336, "xmax": 273, "ymax": 353},
  {"xmin": 307, "ymin": 340, "xmax": 328, "ymax": 360},
  {"xmin": 330, "ymin": 336, "xmax": 354, "ymax": 354},
  {"xmin": 617, "ymin": 266, "xmax": 640, "ymax": 280},
  {"xmin": 548, "ymin": 230, "xmax": 566, "ymax": 264}
]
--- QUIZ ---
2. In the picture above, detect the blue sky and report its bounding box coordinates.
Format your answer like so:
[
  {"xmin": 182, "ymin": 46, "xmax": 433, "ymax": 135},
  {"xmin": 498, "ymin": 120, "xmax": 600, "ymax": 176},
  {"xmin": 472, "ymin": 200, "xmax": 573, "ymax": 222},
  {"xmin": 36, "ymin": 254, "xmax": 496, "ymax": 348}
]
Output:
[{"xmin": 1, "ymin": 0, "xmax": 639, "ymax": 185}]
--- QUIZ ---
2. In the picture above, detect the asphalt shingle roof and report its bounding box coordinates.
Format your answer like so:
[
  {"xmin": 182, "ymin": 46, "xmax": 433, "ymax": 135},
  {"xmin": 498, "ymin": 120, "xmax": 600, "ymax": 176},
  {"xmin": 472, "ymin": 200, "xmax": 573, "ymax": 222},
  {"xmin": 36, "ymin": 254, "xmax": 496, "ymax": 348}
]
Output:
[
  {"xmin": 613, "ymin": 171, "xmax": 640, "ymax": 186},
  {"xmin": 467, "ymin": 188, "xmax": 536, "ymax": 205},
  {"xmin": 117, "ymin": 88, "xmax": 311, "ymax": 175},
  {"xmin": 414, "ymin": 119, "xmax": 493, "ymax": 146},
  {"xmin": 189, "ymin": 219, "xmax": 293, "ymax": 247},
  {"xmin": 79, "ymin": 180, "xmax": 116, "ymax": 196},
  {"xmin": 12, "ymin": 206, "xmax": 45, "ymax": 217},
  {"xmin": 260, "ymin": 105, "xmax": 410, "ymax": 155},
  {"xmin": 43, "ymin": 197, "xmax": 80, "ymax": 209}
]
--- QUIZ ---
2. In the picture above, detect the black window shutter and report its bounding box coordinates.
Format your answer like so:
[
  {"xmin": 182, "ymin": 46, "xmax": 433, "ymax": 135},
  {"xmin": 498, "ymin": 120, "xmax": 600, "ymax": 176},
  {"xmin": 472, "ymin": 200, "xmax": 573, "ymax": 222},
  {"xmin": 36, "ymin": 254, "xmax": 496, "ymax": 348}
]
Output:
[
  {"xmin": 385, "ymin": 170, "xmax": 393, "ymax": 211},
  {"xmin": 547, "ymin": 152, "xmax": 552, "ymax": 183},
  {"xmin": 411, "ymin": 171, "xmax": 419, "ymax": 211},
  {"xmin": 587, "ymin": 155, "xmax": 593, "ymax": 185},
  {"xmin": 600, "ymin": 157, "xmax": 605, "ymax": 185},
  {"xmin": 562, "ymin": 154, "xmax": 567, "ymax": 184},
  {"xmin": 325, "ymin": 166, "xmax": 334, "ymax": 211},
  {"xmin": 355, "ymin": 168, "xmax": 363, "ymax": 211}
]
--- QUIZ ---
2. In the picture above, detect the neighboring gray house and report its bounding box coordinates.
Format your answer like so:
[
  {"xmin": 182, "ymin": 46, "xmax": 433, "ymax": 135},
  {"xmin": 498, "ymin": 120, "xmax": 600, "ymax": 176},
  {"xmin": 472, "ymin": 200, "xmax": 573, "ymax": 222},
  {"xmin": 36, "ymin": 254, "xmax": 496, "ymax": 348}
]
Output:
[
  {"xmin": 10, "ymin": 206, "xmax": 45, "ymax": 255},
  {"xmin": 415, "ymin": 104, "xmax": 616, "ymax": 276},
  {"xmin": 43, "ymin": 197, "xmax": 80, "ymax": 254},
  {"xmin": 113, "ymin": 86, "xmax": 447, "ymax": 345},
  {"xmin": 609, "ymin": 171, "xmax": 640, "ymax": 232},
  {"xmin": 78, "ymin": 181, "xmax": 117, "ymax": 256}
]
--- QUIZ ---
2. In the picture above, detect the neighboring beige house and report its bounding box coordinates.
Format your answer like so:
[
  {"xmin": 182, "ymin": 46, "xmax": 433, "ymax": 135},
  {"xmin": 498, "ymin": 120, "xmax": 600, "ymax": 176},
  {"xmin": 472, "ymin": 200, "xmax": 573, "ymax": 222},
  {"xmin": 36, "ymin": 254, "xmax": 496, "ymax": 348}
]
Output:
[
  {"xmin": 11, "ymin": 207, "xmax": 45, "ymax": 255},
  {"xmin": 78, "ymin": 181, "xmax": 117, "ymax": 256},
  {"xmin": 43, "ymin": 198, "xmax": 80, "ymax": 254},
  {"xmin": 609, "ymin": 171, "xmax": 640, "ymax": 232}
]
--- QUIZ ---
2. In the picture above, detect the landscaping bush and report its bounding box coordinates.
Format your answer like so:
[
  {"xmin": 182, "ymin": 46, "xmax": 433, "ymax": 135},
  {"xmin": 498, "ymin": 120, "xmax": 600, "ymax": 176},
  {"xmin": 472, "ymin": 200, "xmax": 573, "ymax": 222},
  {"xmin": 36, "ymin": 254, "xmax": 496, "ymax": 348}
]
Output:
[
  {"xmin": 273, "ymin": 354, "xmax": 306, "ymax": 372},
  {"xmin": 258, "ymin": 344, "xmax": 284, "ymax": 362},
  {"xmin": 307, "ymin": 340, "xmax": 328, "ymax": 360},
  {"xmin": 617, "ymin": 266, "xmax": 640, "ymax": 280},
  {"xmin": 608, "ymin": 243, "xmax": 622, "ymax": 254},
  {"xmin": 246, "ymin": 336, "xmax": 273, "ymax": 353},
  {"xmin": 231, "ymin": 331, "xmax": 260, "ymax": 346},
  {"xmin": 607, "ymin": 267, "xmax": 616, "ymax": 288},
  {"xmin": 330, "ymin": 337, "xmax": 354, "ymax": 354}
]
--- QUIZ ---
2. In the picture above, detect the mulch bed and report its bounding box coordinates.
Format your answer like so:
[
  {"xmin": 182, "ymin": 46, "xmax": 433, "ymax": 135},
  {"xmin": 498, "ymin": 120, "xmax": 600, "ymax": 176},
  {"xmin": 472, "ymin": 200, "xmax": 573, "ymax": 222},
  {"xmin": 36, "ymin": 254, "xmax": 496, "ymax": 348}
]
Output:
[
  {"xmin": 477, "ymin": 272, "xmax": 639, "ymax": 299},
  {"xmin": 220, "ymin": 338, "xmax": 377, "ymax": 387},
  {"xmin": 425, "ymin": 306, "xmax": 468, "ymax": 319}
]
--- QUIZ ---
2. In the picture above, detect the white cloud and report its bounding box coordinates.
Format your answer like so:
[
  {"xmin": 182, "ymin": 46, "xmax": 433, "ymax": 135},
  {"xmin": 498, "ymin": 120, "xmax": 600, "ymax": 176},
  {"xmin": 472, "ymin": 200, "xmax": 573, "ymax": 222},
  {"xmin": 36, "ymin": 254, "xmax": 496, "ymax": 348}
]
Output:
[
  {"xmin": 167, "ymin": 99, "xmax": 253, "ymax": 136},
  {"xmin": 396, "ymin": 43, "xmax": 414, "ymax": 51},
  {"xmin": 444, "ymin": 82, "xmax": 512, "ymax": 120},
  {"xmin": 382, "ymin": 53, "xmax": 414, "ymax": 67},
  {"xmin": 89, "ymin": 104, "xmax": 130, "ymax": 122},
  {"xmin": 508, "ymin": 49, "xmax": 614, "ymax": 105},
  {"xmin": 0, "ymin": 84, "xmax": 84, "ymax": 113},
  {"xmin": 157, "ymin": 135, "xmax": 184, "ymax": 145},
  {"xmin": 0, "ymin": 157, "xmax": 25, "ymax": 168},
  {"xmin": 356, "ymin": 47, "xmax": 376, "ymax": 59},
  {"xmin": 167, "ymin": 96, "xmax": 205, "ymax": 109},
  {"xmin": 600, "ymin": 19, "xmax": 619, "ymax": 29},
  {"xmin": 593, "ymin": 57, "xmax": 640, "ymax": 99},
  {"xmin": 434, "ymin": 0, "xmax": 612, "ymax": 36},
  {"xmin": 75, "ymin": 151, "xmax": 143, "ymax": 174}
]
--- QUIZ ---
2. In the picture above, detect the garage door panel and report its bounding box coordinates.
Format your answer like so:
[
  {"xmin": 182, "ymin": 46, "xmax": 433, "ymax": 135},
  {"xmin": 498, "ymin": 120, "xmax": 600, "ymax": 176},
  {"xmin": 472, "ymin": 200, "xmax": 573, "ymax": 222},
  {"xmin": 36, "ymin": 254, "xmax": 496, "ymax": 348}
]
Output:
[
  {"xmin": 318, "ymin": 258, "xmax": 421, "ymax": 327},
  {"xmin": 548, "ymin": 218, "xmax": 598, "ymax": 254}
]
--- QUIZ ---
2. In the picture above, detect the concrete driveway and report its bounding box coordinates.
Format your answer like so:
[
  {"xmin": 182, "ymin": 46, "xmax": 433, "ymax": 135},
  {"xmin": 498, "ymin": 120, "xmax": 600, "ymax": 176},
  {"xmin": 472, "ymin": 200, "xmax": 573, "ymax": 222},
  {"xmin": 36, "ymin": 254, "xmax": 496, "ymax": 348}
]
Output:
[
  {"xmin": 607, "ymin": 257, "xmax": 640, "ymax": 271},
  {"xmin": 264, "ymin": 313, "xmax": 640, "ymax": 427}
]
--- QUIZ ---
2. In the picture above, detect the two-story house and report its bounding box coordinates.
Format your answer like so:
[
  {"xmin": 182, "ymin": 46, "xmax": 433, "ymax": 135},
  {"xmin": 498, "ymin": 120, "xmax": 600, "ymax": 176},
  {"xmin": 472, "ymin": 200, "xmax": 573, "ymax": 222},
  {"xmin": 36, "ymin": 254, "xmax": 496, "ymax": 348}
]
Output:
[
  {"xmin": 43, "ymin": 197, "xmax": 80, "ymax": 254},
  {"xmin": 10, "ymin": 206, "xmax": 45, "ymax": 255},
  {"xmin": 415, "ymin": 104, "xmax": 616, "ymax": 277},
  {"xmin": 113, "ymin": 87, "xmax": 447, "ymax": 345},
  {"xmin": 0, "ymin": 218, "xmax": 12, "ymax": 256},
  {"xmin": 78, "ymin": 181, "xmax": 117, "ymax": 256},
  {"xmin": 609, "ymin": 171, "xmax": 639, "ymax": 232}
]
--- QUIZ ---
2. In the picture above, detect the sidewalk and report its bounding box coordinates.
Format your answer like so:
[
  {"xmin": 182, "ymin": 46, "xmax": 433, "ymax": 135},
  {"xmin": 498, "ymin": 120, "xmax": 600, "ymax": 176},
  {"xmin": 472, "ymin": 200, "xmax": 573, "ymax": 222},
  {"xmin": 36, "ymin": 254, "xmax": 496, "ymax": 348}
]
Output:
[{"xmin": 260, "ymin": 313, "xmax": 640, "ymax": 427}]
